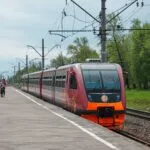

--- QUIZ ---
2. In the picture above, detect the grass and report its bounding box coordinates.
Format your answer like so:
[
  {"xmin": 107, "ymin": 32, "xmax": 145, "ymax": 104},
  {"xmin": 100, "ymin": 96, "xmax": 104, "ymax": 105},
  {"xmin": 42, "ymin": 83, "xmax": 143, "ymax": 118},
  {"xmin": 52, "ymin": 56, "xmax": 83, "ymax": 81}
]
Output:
[{"xmin": 126, "ymin": 89, "xmax": 150, "ymax": 112}]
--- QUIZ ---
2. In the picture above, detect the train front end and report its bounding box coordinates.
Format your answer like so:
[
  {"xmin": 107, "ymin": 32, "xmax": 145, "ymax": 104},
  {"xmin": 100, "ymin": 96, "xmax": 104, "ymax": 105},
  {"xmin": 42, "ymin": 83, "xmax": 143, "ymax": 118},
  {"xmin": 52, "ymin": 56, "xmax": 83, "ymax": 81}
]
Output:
[{"xmin": 80, "ymin": 63, "xmax": 126, "ymax": 129}]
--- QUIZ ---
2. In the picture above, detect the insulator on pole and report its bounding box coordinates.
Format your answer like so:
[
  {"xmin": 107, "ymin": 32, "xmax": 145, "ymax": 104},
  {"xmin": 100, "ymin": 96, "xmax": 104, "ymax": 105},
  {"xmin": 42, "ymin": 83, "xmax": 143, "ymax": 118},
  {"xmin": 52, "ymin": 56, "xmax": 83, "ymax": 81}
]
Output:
[{"xmin": 141, "ymin": 1, "xmax": 144, "ymax": 7}]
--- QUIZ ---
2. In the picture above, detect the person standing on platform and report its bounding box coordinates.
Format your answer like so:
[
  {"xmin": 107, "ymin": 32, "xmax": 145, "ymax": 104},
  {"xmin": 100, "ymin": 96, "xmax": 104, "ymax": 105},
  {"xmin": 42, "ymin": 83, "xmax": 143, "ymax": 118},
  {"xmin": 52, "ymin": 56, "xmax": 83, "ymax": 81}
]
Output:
[{"xmin": 0, "ymin": 79, "xmax": 6, "ymax": 97}]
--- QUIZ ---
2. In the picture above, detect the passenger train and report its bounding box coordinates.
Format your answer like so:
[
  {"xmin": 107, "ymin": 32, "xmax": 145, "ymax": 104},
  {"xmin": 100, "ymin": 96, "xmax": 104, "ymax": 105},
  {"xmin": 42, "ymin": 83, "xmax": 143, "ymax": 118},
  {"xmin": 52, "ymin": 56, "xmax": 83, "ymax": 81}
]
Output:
[{"xmin": 21, "ymin": 63, "xmax": 126, "ymax": 129}]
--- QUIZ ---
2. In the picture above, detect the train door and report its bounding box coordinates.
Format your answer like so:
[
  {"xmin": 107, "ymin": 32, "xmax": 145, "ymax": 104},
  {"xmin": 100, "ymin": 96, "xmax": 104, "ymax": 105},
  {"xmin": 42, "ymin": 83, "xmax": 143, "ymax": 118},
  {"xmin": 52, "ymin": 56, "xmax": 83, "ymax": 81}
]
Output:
[{"xmin": 67, "ymin": 71, "xmax": 78, "ymax": 112}]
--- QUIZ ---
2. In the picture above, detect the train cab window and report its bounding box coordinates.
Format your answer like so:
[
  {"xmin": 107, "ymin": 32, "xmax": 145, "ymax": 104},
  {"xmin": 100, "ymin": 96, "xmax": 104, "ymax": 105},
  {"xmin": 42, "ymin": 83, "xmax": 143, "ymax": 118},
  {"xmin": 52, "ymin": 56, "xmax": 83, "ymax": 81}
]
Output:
[
  {"xmin": 69, "ymin": 75, "xmax": 77, "ymax": 89},
  {"xmin": 83, "ymin": 70, "xmax": 102, "ymax": 91},
  {"xmin": 101, "ymin": 71, "xmax": 120, "ymax": 91}
]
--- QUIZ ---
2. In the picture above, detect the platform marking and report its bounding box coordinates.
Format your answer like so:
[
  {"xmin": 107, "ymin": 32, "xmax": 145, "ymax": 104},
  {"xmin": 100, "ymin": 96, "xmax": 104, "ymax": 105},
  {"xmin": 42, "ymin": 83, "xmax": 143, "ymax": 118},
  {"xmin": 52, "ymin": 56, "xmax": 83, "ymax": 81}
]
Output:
[{"xmin": 15, "ymin": 89, "xmax": 120, "ymax": 150}]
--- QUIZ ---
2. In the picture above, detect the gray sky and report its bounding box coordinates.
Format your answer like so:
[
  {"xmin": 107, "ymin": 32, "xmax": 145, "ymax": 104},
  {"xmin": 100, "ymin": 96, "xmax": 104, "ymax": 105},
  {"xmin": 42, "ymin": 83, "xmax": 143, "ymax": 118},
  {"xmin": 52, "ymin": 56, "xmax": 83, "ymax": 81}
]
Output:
[{"xmin": 0, "ymin": 0, "xmax": 150, "ymax": 77}]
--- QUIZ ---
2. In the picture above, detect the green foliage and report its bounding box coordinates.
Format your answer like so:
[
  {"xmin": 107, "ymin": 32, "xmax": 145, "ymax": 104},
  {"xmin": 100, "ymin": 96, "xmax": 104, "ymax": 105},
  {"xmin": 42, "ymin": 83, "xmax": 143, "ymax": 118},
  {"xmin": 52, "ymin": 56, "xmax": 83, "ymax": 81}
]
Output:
[
  {"xmin": 130, "ymin": 19, "xmax": 150, "ymax": 88},
  {"xmin": 107, "ymin": 16, "xmax": 150, "ymax": 89},
  {"xmin": 50, "ymin": 37, "xmax": 99, "ymax": 68},
  {"xmin": 50, "ymin": 52, "xmax": 71, "ymax": 68},
  {"xmin": 10, "ymin": 61, "xmax": 41, "ymax": 86},
  {"xmin": 126, "ymin": 89, "xmax": 150, "ymax": 112},
  {"xmin": 67, "ymin": 37, "xmax": 99, "ymax": 63},
  {"xmin": 106, "ymin": 14, "xmax": 126, "ymax": 68}
]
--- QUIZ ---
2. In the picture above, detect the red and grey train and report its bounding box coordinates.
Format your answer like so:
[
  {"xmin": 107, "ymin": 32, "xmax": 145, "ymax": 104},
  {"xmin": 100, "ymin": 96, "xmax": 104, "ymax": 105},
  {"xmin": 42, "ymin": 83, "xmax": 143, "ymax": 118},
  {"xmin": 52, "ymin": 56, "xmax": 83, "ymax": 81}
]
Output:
[{"xmin": 21, "ymin": 63, "xmax": 126, "ymax": 129}]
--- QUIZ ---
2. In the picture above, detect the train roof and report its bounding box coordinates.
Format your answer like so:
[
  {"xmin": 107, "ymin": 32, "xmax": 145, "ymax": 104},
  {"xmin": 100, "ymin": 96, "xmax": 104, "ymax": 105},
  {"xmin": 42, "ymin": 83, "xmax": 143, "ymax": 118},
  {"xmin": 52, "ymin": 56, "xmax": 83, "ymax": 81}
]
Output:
[
  {"xmin": 43, "ymin": 68, "xmax": 56, "ymax": 73},
  {"xmin": 80, "ymin": 63, "xmax": 118, "ymax": 70},
  {"xmin": 22, "ymin": 68, "xmax": 56, "ymax": 76},
  {"xmin": 57, "ymin": 63, "xmax": 119, "ymax": 70},
  {"xmin": 22, "ymin": 63, "xmax": 120, "ymax": 77}
]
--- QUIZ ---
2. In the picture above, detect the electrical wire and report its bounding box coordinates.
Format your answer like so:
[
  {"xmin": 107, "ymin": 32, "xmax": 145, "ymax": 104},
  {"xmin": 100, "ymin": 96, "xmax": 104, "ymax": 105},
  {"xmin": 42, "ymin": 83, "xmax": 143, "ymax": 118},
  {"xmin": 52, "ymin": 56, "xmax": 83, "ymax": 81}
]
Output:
[
  {"xmin": 72, "ymin": 2, "xmax": 76, "ymax": 31},
  {"xmin": 47, "ymin": 0, "xmax": 101, "ymax": 46},
  {"xmin": 47, "ymin": 0, "xmax": 146, "ymax": 55},
  {"xmin": 66, "ymin": 14, "xmax": 94, "ymax": 23},
  {"xmin": 111, "ymin": 3, "xmax": 128, "ymax": 14},
  {"xmin": 122, "ymin": 7, "xmax": 142, "ymax": 23}
]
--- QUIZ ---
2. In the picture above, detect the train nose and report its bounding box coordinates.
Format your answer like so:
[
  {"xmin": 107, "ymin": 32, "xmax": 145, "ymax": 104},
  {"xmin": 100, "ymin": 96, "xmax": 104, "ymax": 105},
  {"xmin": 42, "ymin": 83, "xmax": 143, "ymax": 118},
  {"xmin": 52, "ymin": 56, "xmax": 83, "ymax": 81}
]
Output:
[{"xmin": 97, "ymin": 107, "xmax": 115, "ymax": 118}]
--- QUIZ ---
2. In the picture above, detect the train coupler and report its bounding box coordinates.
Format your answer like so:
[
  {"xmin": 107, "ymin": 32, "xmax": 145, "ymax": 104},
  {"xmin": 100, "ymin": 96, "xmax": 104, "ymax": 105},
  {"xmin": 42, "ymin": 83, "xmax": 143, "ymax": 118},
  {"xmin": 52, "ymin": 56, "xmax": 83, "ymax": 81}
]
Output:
[{"xmin": 97, "ymin": 107, "xmax": 115, "ymax": 124}]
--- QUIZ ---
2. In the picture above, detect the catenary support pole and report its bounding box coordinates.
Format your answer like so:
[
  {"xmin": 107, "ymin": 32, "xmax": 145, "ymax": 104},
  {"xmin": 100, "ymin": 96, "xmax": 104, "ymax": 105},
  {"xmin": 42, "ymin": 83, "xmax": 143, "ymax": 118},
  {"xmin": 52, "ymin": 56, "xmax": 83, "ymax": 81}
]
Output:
[
  {"xmin": 42, "ymin": 38, "xmax": 44, "ymax": 70},
  {"xmin": 26, "ymin": 54, "xmax": 28, "ymax": 73},
  {"xmin": 101, "ymin": 0, "xmax": 107, "ymax": 62}
]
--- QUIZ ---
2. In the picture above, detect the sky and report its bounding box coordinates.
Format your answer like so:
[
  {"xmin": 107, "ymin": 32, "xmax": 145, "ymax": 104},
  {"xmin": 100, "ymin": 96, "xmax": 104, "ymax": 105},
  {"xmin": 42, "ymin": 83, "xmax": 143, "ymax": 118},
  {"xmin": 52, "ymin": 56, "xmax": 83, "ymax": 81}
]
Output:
[{"xmin": 0, "ymin": 0, "xmax": 150, "ymax": 77}]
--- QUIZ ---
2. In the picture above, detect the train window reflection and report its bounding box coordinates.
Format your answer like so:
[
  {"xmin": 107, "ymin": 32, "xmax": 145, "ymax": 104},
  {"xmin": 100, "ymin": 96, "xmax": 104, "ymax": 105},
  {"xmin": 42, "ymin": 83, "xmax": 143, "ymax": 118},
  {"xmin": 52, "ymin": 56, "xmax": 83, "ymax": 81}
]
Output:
[
  {"xmin": 101, "ymin": 71, "xmax": 120, "ymax": 91},
  {"xmin": 83, "ymin": 70, "xmax": 102, "ymax": 91},
  {"xmin": 83, "ymin": 70, "xmax": 120, "ymax": 92}
]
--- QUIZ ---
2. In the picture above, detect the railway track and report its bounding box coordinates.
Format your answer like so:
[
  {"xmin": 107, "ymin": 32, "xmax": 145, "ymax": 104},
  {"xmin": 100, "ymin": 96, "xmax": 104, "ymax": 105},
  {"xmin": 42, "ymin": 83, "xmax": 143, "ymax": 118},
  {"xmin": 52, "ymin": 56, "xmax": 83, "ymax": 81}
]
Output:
[
  {"xmin": 115, "ymin": 130, "xmax": 150, "ymax": 147},
  {"xmin": 114, "ymin": 108, "xmax": 150, "ymax": 147},
  {"xmin": 126, "ymin": 108, "xmax": 150, "ymax": 121}
]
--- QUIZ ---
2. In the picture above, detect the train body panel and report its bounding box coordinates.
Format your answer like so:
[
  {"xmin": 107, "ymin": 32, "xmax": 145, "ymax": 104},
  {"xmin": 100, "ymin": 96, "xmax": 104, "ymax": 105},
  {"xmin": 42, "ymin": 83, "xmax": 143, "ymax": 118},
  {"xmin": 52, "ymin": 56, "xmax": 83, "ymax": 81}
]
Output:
[
  {"xmin": 54, "ymin": 68, "xmax": 67, "ymax": 106},
  {"xmin": 21, "ymin": 74, "xmax": 29, "ymax": 92},
  {"xmin": 28, "ymin": 71, "xmax": 42, "ymax": 97},
  {"xmin": 117, "ymin": 65, "xmax": 126, "ymax": 109},
  {"xmin": 21, "ymin": 63, "xmax": 126, "ymax": 129},
  {"xmin": 42, "ymin": 69, "xmax": 55, "ymax": 103},
  {"xmin": 64, "ymin": 66, "xmax": 83, "ymax": 112}
]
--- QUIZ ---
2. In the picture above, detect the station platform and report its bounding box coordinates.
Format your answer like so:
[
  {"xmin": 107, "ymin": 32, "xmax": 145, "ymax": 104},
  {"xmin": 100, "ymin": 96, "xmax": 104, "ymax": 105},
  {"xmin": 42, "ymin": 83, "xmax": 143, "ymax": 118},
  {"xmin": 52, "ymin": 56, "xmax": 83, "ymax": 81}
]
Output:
[{"xmin": 0, "ymin": 86, "xmax": 149, "ymax": 150}]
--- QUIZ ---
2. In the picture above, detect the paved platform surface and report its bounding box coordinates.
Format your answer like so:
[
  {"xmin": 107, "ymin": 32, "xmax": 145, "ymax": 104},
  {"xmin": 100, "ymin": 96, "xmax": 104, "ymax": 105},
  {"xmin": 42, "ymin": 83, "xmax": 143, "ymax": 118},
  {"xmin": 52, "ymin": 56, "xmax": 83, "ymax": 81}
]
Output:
[{"xmin": 0, "ymin": 86, "xmax": 149, "ymax": 150}]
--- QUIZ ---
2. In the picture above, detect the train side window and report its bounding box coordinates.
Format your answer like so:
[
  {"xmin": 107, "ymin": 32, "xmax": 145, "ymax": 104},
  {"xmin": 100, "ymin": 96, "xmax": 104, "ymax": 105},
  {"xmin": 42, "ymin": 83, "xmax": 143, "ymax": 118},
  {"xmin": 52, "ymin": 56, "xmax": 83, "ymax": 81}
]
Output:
[{"xmin": 69, "ymin": 75, "xmax": 77, "ymax": 89}]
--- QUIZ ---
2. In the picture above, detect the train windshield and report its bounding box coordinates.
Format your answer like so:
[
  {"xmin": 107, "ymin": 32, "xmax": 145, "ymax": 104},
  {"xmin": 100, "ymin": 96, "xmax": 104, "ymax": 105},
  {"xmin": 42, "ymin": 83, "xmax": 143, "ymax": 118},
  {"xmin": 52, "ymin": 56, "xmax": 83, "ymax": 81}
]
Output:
[
  {"xmin": 101, "ymin": 70, "xmax": 120, "ymax": 91},
  {"xmin": 83, "ymin": 70, "xmax": 102, "ymax": 91},
  {"xmin": 82, "ymin": 70, "xmax": 121, "ymax": 102}
]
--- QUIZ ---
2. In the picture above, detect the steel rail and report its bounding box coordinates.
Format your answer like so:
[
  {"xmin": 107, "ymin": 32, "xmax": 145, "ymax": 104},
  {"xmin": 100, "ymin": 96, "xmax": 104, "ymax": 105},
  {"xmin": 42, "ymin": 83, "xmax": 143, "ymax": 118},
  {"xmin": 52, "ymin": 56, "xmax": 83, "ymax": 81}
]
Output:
[
  {"xmin": 126, "ymin": 108, "xmax": 150, "ymax": 121},
  {"xmin": 115, "ymin": 130, "xmax": 150, "ymax": 147}
]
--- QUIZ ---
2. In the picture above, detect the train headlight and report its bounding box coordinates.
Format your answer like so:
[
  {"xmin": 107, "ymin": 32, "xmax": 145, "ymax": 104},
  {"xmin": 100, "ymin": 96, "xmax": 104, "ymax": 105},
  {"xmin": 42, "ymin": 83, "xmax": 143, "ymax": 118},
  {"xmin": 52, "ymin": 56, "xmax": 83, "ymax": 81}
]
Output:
[
  {"xmin": 88, "ymin": 94, "xmax": 92, "ymax": 101},
  {"xmin": 101, "ymin": 95, "xmax": 108, "ymax": 102}
]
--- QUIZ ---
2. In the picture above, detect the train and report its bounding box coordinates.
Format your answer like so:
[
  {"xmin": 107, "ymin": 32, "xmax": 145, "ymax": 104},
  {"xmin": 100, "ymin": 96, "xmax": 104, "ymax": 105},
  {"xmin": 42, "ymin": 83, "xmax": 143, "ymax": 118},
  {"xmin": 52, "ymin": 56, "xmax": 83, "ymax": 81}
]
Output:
[{"xmin": 21, "ymin": 63, "xmax": 126, "ymax": 129}]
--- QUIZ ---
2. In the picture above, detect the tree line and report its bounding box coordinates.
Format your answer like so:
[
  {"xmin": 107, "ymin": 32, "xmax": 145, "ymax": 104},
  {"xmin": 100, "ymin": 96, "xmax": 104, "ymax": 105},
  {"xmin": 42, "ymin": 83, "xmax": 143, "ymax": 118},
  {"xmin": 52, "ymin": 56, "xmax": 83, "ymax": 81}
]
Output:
[{"xmin": 107, "ymin": 18, "xmax": 150, "ymax": 89}]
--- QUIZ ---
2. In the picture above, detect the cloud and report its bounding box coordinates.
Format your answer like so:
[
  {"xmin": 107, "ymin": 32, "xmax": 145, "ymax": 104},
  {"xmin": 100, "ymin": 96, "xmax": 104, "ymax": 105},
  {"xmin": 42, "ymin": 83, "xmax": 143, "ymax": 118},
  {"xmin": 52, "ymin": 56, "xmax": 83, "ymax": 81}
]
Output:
[{"xmin": 0, "ymin": 39, "xmax": 25, "ymax": 58}]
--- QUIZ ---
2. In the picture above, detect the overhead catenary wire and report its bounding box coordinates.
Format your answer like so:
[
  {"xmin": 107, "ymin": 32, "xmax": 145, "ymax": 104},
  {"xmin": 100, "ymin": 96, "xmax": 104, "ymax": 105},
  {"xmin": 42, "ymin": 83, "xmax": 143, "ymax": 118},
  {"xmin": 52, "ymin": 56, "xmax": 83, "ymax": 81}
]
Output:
[
  {"xmin": 106, "ymin": 0, "xmax": 138, "ymax": 24},
  {"xmin": 70, "ymin": 0, "xmax": 101, "ymax": 24},
  {"xmin": 49, "ymin": 0, "xmax": 138, "ymax": 41},
  {"xmin": 122, "ymin": 7, "xmax": 142, "ymax": 24},
  {"xmin": 48, "ymin": 0, "xmax": 101, "ymax": 46},
  {"xmin": 66, "ymin": 14, "xmax": 95, "ymax": 24},
  {"xmin": 49, "ymin": 28, "xmax": 150, "ymax": 33},
  {"xmin": 47, "ymin": 0, "xmax": 148, "ymax": 57},
  {"xmin": 72, "ymin": 2, "xmax": 76, "ymax": 31},
  {"xmin": 111, "ymin": 3, "xmax": 128, "ymax": 14},
  {"xmin": 47, "ymin": 27, "xmax": 150, "ymax": 56}
]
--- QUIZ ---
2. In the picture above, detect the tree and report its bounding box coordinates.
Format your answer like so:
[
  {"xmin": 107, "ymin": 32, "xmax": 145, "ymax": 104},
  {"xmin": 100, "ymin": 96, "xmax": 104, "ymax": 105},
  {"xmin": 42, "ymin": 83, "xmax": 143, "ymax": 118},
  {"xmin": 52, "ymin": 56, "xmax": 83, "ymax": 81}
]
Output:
[
  {"xmin": 130, "ymin": 19, "xmax": 150, "ymax": 89},
  {"xmin": 106, "ymin": 14, "xmax": 130, "ymax": 87},
  {"xmin": 106, "ymin": 14, "xmax": 125, "ymax": 65},
  {"xmin": 106, "ymin": 15, "xmax": 150, "ymax": 89},
  {"xmin": 67, "ymin": 37, "xmax": 99, "ymax": 63},
  {"xmin": 50, "ymin": 52, "xmax": 71, "ymax": 68}
]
